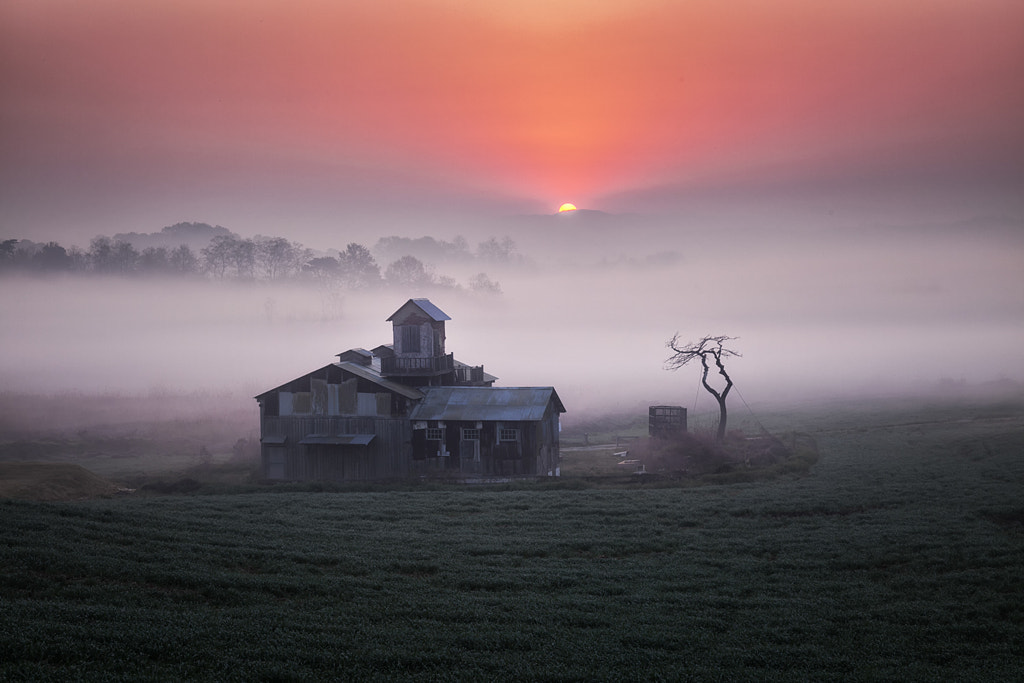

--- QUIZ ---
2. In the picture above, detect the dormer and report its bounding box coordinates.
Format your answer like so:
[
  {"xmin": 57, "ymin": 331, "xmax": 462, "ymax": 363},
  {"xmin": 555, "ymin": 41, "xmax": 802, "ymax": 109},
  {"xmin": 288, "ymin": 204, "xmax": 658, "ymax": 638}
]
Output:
[{"xmin": 336, "ymin": 348, "xmax": 373, "ymax": 366}]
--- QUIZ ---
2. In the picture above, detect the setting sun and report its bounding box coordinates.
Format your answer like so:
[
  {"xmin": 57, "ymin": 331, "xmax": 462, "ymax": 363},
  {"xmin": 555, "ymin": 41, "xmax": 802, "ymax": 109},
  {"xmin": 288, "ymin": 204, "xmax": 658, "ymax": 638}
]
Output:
[{"xmin": 558, "ymin": 203, "xmax": 577, "ymax": 213}]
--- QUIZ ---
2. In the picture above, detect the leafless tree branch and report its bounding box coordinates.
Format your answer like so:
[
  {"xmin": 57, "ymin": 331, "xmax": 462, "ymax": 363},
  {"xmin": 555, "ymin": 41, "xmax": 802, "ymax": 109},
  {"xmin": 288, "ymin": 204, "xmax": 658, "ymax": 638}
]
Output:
[{"xmin": 665, "ymin": 334, "xmax": 741, "ymax": 440}]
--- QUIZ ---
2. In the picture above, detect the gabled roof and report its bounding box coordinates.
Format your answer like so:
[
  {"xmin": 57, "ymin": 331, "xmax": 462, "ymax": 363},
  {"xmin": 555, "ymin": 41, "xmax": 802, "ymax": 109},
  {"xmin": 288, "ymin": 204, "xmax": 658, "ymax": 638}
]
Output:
[
  {"xmin": 410, "ymin": 387, "xmax": 565, "ymax": 422},
  {"xmin": 254, "ymin": 361, "xmax": 424, "ymax": 401},
  {"xmin": 336, "ymin": 348, "xmax": 372, "ymax": 361},
  {"xmin": 333, "ymin": 361, "xmax": 424, "ymax": 400},
  {"xmin": 386, "ymin": 298, "xmax": 451, "ymax": 322},
  {"xmin": 371, "ymin": 344, "xmax": 394, "ymax": 358}
]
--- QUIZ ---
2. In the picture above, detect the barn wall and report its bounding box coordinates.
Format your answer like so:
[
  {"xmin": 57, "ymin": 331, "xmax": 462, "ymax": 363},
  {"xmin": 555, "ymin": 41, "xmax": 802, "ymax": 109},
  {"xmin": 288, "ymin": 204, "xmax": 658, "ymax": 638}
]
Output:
[
  {"xmin": 261, "ymin": 416, "xmax": 412, "ymax": 481},
  {"xmin": 407, "ymin": 414, "xmax": 559, "ymax": 478},
  {"xmin": 280, "ymin": 381, "xmax": 392, "ymax": 418}
]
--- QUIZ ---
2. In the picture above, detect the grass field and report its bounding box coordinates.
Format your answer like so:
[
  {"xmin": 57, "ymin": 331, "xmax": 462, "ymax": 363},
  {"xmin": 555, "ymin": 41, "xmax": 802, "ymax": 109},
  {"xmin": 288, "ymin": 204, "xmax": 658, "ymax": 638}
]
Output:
[{"xmin": 1, "ymin": 390, "xmax": 1023, "ymax": 680}]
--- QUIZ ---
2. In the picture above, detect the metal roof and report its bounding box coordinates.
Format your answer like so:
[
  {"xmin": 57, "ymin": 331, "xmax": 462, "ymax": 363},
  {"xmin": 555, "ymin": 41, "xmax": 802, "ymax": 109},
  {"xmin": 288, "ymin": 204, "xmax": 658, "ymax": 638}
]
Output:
[
  {"xmin": 337, "ymin": 347, "xmax": 372, "ymax": 359},
  {"xmin": 386, "ymin": 298, "xmax": 451, "ymax": 322},
  {"xmin": 333, "ymin": 361, "xmax": 425, "ymax": 400},
  {"xmin": 410, "ymin": 387, "xmax": 565, "ymax": 422},
  {"xmin": 299, "ymin": 434, "xmax": 375, "ymax": 446},
  {"xmin": 254, "ymin": 361, "xmax": 426, "ymax": 400}
]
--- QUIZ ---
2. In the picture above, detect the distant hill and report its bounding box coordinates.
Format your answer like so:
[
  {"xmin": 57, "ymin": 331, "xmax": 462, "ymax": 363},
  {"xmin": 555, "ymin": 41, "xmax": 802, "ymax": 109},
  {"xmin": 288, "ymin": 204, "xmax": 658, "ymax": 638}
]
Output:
[{"xmin": 112, "ymin": 222, "xmax": 237, "ymax": 251}]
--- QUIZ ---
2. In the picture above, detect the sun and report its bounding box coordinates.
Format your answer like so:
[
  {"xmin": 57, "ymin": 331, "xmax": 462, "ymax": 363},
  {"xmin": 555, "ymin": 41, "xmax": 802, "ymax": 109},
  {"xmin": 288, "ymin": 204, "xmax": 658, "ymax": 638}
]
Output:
[{"xmin": 557, "ymin": 203, "xmax": 577, "ymax": 213}]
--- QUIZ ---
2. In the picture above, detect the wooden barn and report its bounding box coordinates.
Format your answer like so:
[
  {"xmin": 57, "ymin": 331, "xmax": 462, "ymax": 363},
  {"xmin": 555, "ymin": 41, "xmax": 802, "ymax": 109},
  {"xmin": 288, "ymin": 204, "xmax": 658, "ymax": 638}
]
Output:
[
  {"xmin": 410, "ymin": 387, "xmax": 564, "ymax": 478},
  {"xmin": 255, "ymin": 299, "xmax": 565, "ymax": 482}
]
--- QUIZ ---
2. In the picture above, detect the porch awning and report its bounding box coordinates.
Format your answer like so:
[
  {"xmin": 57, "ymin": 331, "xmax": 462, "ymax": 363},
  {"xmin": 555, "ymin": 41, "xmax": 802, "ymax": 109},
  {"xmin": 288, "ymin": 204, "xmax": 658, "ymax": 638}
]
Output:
[
  {"xmin": 299, "ymin": 434, "xmax": 376, "ymax": 446},
  {"xmin": 261, "ymin": 434, "xmax": 287, "ymax": 444}
]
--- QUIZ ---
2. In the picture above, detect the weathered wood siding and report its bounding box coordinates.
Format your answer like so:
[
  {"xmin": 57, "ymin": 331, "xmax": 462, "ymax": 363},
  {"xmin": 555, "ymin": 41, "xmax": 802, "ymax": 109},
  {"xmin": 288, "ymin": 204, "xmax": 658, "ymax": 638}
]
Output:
[
  {"xmin": 408, "ymin": 402, "xmax": 561, "ymax": 478},
  {"xmin": 260, "ymin": 416, "xmax": 412, "ymax": 481}
]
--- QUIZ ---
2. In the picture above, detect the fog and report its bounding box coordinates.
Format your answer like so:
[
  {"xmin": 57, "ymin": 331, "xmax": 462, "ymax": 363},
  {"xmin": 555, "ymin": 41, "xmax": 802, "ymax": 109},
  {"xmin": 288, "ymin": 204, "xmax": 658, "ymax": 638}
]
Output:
[{"xmin": 2, "ymin": 210, "xmax": 1021, "ymax": 425}]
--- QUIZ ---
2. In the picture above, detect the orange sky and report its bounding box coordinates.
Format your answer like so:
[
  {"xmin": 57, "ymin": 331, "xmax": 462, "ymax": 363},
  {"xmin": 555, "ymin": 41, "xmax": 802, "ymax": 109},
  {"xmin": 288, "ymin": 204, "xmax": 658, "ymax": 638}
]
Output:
[{"xmin": 1, "ymin": 0, "xmax": 1023, "ymax": 239}]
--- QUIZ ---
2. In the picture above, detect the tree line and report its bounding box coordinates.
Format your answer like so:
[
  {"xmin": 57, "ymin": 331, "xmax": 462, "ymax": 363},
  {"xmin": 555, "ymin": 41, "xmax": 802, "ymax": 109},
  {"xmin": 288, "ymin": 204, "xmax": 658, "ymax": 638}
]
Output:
[{"xmin": 0, "ymin": 230, "xmax": 509, "ymax": 294}]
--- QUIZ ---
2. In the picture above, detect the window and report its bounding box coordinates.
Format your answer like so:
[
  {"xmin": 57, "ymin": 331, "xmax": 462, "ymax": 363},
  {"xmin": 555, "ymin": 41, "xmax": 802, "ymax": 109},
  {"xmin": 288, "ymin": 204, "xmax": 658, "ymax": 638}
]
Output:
[
  {"xmin": 426, "ymin": 427, "xmax": 443, "ymax": 441},
  {"xmin": 401, "ymin": 325, "xmax": 420, "ymax": 353},
  {"xmin": 462, "ymin": 428, "xmax": 480, "ymax": 441},
  {"xmin": 499, "ymin": 428, "xmax": 519, "ymax": 442}
]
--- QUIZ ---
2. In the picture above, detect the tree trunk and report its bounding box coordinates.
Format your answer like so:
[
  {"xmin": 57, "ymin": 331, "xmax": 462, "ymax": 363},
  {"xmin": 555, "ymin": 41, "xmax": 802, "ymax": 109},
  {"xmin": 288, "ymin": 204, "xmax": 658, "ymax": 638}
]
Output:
[
  {"xmin": 715, "ymin": 395, "xmax": 728, "ymax": 441},
  {"xmin": 700, "ymin": 350, "xmax": 734, "ymax": 441}
]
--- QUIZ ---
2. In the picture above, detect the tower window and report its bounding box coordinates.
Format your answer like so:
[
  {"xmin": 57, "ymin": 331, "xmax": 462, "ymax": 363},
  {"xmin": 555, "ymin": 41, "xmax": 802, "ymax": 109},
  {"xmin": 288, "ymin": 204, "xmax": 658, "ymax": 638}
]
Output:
[{"xmin": 401, "ymin": 325, "xmax": 420, "ymax": 353}]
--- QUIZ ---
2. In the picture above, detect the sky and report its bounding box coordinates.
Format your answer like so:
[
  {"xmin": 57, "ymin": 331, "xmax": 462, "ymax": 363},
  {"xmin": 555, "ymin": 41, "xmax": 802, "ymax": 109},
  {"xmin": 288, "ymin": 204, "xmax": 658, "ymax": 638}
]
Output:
[
  {"xmin": 2, "ymin": 0, "xmax": 1023, "ymax": 244},
  {"xmin": 1, "ymin": 0, "xmax": 1023, "ymax": 415}
]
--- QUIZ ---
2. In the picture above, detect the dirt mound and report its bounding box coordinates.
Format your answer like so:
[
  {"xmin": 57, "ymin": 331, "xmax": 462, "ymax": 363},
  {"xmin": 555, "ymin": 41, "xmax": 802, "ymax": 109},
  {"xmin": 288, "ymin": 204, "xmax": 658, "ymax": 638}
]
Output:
[{"xmin": 0, "ymin": 462, "xmax": 120, "ymax": 501}]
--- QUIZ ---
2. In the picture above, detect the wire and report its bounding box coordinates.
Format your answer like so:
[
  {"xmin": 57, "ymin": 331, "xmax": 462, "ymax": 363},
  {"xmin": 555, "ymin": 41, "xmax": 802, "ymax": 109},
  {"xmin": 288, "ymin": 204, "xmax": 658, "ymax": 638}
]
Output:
[{"xmin": 732, "ymin": 383, "xmax": 772, "ymax": 436}]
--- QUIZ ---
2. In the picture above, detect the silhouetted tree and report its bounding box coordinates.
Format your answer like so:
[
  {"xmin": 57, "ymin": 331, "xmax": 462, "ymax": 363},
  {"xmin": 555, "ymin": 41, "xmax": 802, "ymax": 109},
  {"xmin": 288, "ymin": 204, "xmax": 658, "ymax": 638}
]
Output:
[
  {"xmin": 338, "ymin": 243, "xmax": 381, "ymax": 289},
  {"xmin": 305, "ymin": 256, "xmax": 340, "ymax": 280},
  {"xmin": 139, "ymin": 246, "xmax": 170, "ymax": 274},
  {"xmin": 385, "ymin": 255, "xmax": 433, "ymax": 288},
  {"xmin": 468, "ymin": 272, "xmax": 502, "ymax": 294},
  {"xmin": 229, "ymin": 238, "xmax": 256, "ymax": 279},
  {"xmin": 0, "ymin": 239, "xmax": 17, "ymax": 262},
  {"xmin": 256, "ymin": 236, "xmax": 306, "ymax": 280},
  {"xmin": 665, "ymin": 334, "xmax": 741, "ymax": 441},
  {"xmin": 67, "ymin": 246, "xmax": 89, "ymax": 272},
  {"xmin": 303, "ymin": 256, "xmax": 344, "ymax": 319},
  {"xmin": 201, "ymin": 235, "xmax": 235, "ymax": 279},
  {"xmin": 112, "ymin": 240, "xmax": 139, "ymax": 274},
  {"xmin": 169, "ymin": 244, "xmax": 199, "ymax": 274},
  {"xmin": 477, "ymin": 236, "xmax": 516, "ymax": 262},
  {"xmin": 88, "ymin": 236, "xmax": 116, "ymax": 273},
  {"xmin": 34, "ymin": 242, "xmax": 72, "ymax": 271}
]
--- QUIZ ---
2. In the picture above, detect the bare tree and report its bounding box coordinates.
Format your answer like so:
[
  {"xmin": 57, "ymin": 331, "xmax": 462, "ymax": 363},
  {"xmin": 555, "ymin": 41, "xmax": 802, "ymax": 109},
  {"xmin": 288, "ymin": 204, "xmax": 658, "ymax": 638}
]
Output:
[
  {"xmin": 665, "ymin": 334, "xmax": 741, "ymax": 441},
  {"xmin": 229, "ymin": 238, "xmax": 256, "ymax": 279},
  {"xmin": 256, "ymin": 236, "xmax": 306, "ymax": 280},
  {"xmin": 201, "ymin": 235, "xmax": 234, "ymax": 279}
]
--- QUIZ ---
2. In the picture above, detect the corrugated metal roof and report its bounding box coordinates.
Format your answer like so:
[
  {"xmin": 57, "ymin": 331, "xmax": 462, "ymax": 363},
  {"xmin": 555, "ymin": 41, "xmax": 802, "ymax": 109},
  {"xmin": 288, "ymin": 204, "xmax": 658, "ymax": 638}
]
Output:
[
  {"xmin": 333, "ymin": 361, "xmax": 425, "ymax": 400},
  {"xmin": 386, "ymin": 298, "xmax": 451, "ymax": 322},
  {"xmin": 410, "ymin": 387, "xmax": 565, "ymax": 422},
  {"xmin": 299, "ymin": 434, "xmax": 375, "ymax": 446}
]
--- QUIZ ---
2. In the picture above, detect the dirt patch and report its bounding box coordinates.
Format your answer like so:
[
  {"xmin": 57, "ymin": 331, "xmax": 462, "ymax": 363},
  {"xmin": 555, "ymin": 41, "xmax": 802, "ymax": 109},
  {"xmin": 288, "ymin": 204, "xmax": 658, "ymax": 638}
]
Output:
[
  {"xmin": 0, "ymin": 462, "xmax": 120, "ymax": 501},
  {"xmin": 627, "ymin": 431, "xmax": 819, "ymax": 481}
]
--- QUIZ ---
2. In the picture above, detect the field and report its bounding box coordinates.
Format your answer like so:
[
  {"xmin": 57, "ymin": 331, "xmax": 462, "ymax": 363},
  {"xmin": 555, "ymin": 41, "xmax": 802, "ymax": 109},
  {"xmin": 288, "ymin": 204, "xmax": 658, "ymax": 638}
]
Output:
[{"xmin": 1, "ymin": 389, "xmax": 1023, "ymax": 680}]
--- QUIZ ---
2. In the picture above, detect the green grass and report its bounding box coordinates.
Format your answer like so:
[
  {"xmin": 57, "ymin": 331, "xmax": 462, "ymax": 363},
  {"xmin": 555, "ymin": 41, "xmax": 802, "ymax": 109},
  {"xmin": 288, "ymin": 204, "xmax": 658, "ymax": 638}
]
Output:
[{"xmin": 2, "ymin": 394, "xmax": 1023, "ymax": 680}]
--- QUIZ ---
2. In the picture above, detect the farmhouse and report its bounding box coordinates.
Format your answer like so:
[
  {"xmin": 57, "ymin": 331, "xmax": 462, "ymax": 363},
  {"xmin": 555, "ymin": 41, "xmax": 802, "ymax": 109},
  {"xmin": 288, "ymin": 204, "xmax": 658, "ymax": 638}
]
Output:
[{"xmin": 255, "ymin": 298, "xmax": 565, "ymax": 481}]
